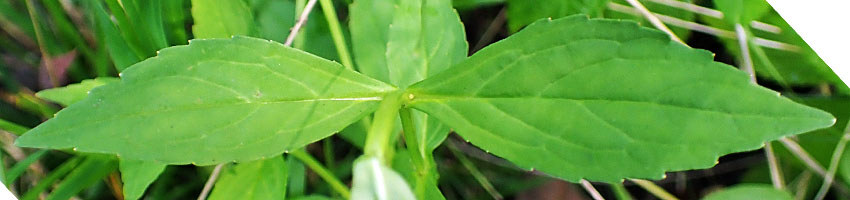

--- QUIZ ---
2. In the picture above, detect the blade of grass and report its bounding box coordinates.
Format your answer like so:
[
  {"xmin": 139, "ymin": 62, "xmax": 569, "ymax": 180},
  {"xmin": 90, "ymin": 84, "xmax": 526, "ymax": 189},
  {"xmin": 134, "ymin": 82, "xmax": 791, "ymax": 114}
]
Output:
[
  {"xmin": 25, "ymin": 0, "xmax": 59, "ymax": 87},
  {"xmin": 41, "ymin": 0, "xmax": 103, "ymax": 76},
  {"xmin": 4, "ymin": 149, "xmax": 47, "ymax": 184},
  {"xmin": 814, "ymin": 132, "xmax": 850, "ymax": 200},
  {"xmin": 45, "ymin": 155, "xmax": 117, "ymax": 200},
  {"xmin": 20, "ymin": 156, "xmax": 83, "ymax": 200},
  {"xmin": 104, "ymin": 0, "xmax": 148, "ymax": 58},
  {"xmin": 0, "ymin": 119, "xmax": 29, "ymax": 136},
  {"xmin": 83, "ymin": 0, "xmax": 141, "ymax": 72}
]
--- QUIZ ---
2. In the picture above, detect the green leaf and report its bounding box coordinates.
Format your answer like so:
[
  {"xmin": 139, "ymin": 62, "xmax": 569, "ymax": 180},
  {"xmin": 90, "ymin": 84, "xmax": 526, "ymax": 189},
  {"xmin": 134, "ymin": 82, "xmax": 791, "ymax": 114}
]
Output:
[
  {"xmin": 714, "ymin": 0, "xmax": 771, "ymax": 24},
  {"xmin": 191, "ymin": 0, "xmax": 256, "ymax": 39},
  {"xmin": 351, "ymin": 157, "xmax": 416, "ymax": 200},
  {"xmin": 47, "ymin": 155, "xmax": 118, "ymax": 200},
  {"xmin": 15, "ymin": 36, "xmax": 396, "ymax": 165},
  {"xmin": 702, "ymin": 184, "xmax": 793, "ymax": 200},
  {"xmin": 406, "ymin": 16, "xmax": 835, "ymax": 182},
  {"xmin": 384, "ymin": 0, "xmax": 468, "ymax": 89},
  {"xmin": 506, "ymin": 0, "xmax": 610, "ymax": 32},
  {"xmin": 251, "ymin": 0, "xmax": 296, "ymax": 43},
  {"xmin": 120, "ymin": 159, "xmax": 166, "ymax": 200},
  {"xmin": 350, "ymin": 0, "xmax": 396, "ymax": 81},
  {"xmin": 352, "ymin": 0, "xmax": 466, "ymax": 151},
  {"xmin": 36, "ymin": 77, "xmax": 120, "ymax": 107},
  {"xmin": 286, "ymin": 156, "xmax": 307, "ymax": 197},
  {"xmin": 208, "ymin": 156, "xmax": 288, "ymax": 200}
]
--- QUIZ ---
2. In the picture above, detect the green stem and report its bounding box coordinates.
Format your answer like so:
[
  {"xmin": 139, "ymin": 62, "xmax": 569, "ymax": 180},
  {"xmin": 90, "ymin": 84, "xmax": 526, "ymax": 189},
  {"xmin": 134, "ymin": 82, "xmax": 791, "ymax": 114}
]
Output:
[
  {"xmin": 317, "ymin": 0, "xmax": 355, "ymax": 71},
  {"xmin": 363, "ymin": 91, "xmax": 404, "ymax": 163},
  {"xmin": 323, "ymin": 138, "xmax": 335, "ymax": 169},
  {"xmin": 400, "ymin": 108, "xmax": 430, "ymax": 199},
  {"xmin": 747, "ymin": 32, "xmax": 791, "ymax": 91},
  {"xmin": 290, "ymin": 150, "xmax": 351, "ymax": 199},
  {"xmin": 447, "ymin": 142, "xmax": 503, "ymax": 200},
  {"xmin": 400, "ymin": 108, "xmax": 425, "ymax": 167},
  {"xmin": 611, "ymin": 182, "xmax": 633, "ymax": 200},
  {"xmin": 629, "ymin": 179, "xmax": 678, "ymax": 200}
]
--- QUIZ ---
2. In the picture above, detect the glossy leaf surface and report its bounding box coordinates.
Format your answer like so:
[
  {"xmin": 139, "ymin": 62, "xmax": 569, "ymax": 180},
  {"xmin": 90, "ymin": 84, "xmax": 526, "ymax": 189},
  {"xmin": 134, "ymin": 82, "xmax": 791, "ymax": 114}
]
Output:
[
  {"xmin": 209, "ymin": 156, "xmax": 287, "ymax": 200},
  {"xmin": 16, "ymin": 36, "xmax": 396, "ymax": 165},
  {"xmin": 406, "ymin": 16, "xmax": 835, "ymax": 182}
]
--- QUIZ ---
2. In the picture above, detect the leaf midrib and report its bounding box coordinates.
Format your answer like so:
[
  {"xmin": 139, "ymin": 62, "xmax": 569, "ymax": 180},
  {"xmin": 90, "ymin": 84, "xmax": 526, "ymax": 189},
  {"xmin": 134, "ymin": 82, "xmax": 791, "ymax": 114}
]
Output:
[{"xmin": 409, "ymin": 94, "xmax": 823, "ymax": 120}]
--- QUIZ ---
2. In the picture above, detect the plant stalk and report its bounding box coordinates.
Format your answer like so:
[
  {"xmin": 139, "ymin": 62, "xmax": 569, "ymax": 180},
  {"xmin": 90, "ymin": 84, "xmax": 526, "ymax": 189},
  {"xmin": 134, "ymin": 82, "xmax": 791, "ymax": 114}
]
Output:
[
  {"xmin": 290, "ymin": 150, "xmax": 352, "ymax": 199},
  {"xmin": 400, "ymin": 108, "xmax": 433, "ymax": 199},
  {"xmin": 197, "ymin": 163, "xmax": 225, "ymax": 200},
  {"xmin": 580, "ymin": 179, "xmax": 605, "ymax": 200},
  {"xmin": 622, "ymin": 0, "xmax": 684, "ymax": 44},
  {"xmin": 605, "ymin": 2, "xmax": 800, "ymax": 52},
  {"xmin": 814, "ymin": 132, "xmax": 850, "ymax": 200},
  {"xmin": 363, "ymin": 91, "xmax": 403, "ymax": 163},
  {"xmin": 284, "ymin": 0, "xmax": 318, "ymax": 47},
  {"xmin": 611, "ymin": 182, "xmax": 633, "ymax": 200},
  {"xmin": 318, "ymin": 0, "xmax": 355, "ymax": 70}
]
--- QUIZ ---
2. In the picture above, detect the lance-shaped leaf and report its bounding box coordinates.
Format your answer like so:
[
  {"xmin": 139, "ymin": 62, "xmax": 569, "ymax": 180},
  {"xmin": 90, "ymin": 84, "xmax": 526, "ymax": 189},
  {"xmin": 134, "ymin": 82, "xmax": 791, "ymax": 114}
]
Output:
[
  {"xmin": 208, "ymin": 156, "xmax": 287, "ymax": 200},
  {"xmin": 36, "ymin": 77, "xmax": 119, "ymax": 107},
  {"xmin": 15, "ymin": 36, "xmax": 396, "ymax": 165},
  {"xmin": 34, "ymin": 77, "xmax": 164, "ymax": 200},
  {"xmin": 405, "ymin": 16, "xmax": 835, "ymax": 182}
]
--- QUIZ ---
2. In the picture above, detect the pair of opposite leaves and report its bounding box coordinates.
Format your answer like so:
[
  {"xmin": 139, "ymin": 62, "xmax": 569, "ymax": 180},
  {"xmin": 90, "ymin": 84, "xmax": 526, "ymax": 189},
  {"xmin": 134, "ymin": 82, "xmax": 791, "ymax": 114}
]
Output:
[{"xmin": 16, "ymin": 16, "xmax": 834, "ymax": 182}]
